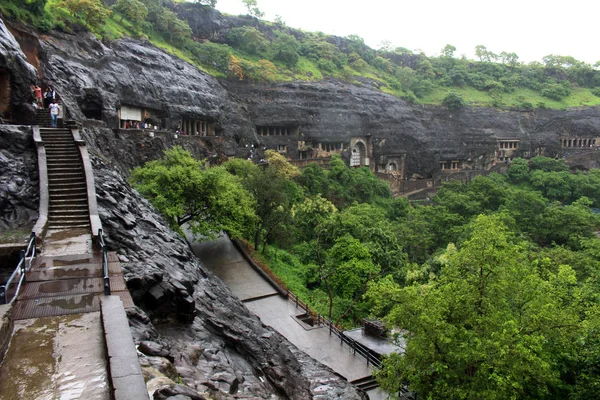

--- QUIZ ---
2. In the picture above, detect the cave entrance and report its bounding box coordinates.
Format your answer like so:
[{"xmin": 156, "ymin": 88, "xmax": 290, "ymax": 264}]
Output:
[
  {"xmin": 387, "ymin": 162, "xmax": 397, "ymax": 171},
  {"xmin": 0, "ymin": 70, "xmax": 11, "ymax": 119},
  {"xmin": 350, "ymin": 141, "xmax": 366, "ymax": 167},
  {"xmin": 180, "ymin": 118, "xmax": 212, "ymax": 136},
  {"xmin": 82, "ymin": 101, "xmax": 102, "ymax": 120}
]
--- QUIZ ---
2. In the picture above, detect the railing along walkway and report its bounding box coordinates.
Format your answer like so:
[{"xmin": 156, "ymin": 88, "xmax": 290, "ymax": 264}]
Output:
[{"xmin": 233, "ymin": 240, "xmax": 385, "ymax": 368}]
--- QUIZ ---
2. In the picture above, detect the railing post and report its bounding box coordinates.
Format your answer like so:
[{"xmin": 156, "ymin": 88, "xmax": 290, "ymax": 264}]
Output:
[
  {"xmin": 20, "ymin": 250, "xmax": 26, "ymax": 283},
  {"xmin": 329, "ymin": 320, "xmax": 332, "ymax": 335},
  {"xmin": 0, "ymin": 286, "xmax": 6, "ymax": 305}
]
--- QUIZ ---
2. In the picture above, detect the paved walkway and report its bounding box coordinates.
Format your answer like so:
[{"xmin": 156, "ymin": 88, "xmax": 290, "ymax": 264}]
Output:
[
  {"xmin": 189, "ymin": 237, "xmax": 277, "ymax": 301},
  {"xmin": 190, "ymin": 235, "xmax": 381, "ymax": 388},
  {"xmin": 0, "ymin": 228, "xmax": 133, "ymax": 399},
  {"xmin": 0, "ymin": 312, "xmax": 110, "ymax": 400}
]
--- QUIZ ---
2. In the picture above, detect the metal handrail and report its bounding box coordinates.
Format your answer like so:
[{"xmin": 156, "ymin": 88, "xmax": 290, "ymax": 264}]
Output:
[
  {"xmin": 0, "ymin": 232, "xmax": 37, "ymax": 305},
  {"xmin": 98, "ymin": 229, "xmax": 111, "ymax": 296},
  {"xmin": 286, "ymin": 289, "xmax": 382, "ymax": 368}
]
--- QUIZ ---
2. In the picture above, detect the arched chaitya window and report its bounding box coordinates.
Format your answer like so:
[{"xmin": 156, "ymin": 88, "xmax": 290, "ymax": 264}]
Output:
[{"xmin": 351, "ymin": 142, "xmax": 366, "ymax": 167}]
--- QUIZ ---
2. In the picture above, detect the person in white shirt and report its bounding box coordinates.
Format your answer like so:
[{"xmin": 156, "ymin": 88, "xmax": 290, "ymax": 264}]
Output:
[{"xmin": 49, "ymin": 100, "xmax": 60, "ymax": 128}]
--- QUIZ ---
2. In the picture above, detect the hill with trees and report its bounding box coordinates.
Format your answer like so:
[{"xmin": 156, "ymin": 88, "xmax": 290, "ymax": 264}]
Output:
[
  {"xmin": 131, "ymin": 144, "xmax": 600, "ymax": 399},
  {"xmin": 3, "ymin": 0, "xmax": 600, "ymax": 109}
]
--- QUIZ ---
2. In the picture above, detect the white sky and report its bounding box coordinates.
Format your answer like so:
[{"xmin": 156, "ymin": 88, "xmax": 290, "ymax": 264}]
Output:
[{"xmin": 213, "ymin": 0, "xmax": 600, "ymax": 65}]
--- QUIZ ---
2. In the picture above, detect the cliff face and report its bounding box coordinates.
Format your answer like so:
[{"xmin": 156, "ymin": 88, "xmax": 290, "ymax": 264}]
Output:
[
  {"xmin": 0, "ymin": 19, "xmax": 37, "ymax": 123},
  {"xmin": 3, "ymin": 13, "xmax": 600, "ymax": 399},
  {"xmin": 0, "ymin": 20, "xmax": 367, "ymax": 400}
]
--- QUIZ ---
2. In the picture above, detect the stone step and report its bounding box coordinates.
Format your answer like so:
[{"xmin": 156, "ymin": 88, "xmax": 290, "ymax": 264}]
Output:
[
  {"xmin": 48, "ymin": 182, "xmax": 87, "ymax": 191},
  {"xmin": 47, "ymin": 158, "xmax": 82, "ymax": 165},
  {"xmin": 48, "ymin": 198, "xmax": 88, "ymax": 206},
  {"xmin": 47, "ymin": 162, "xmax": 82, "ymax": 169},
  {"xmin": 46, "ymin": 167, "xmax": 85, "ymax": 174},
  {"xmin": 43, "ymin": 139, "xmax": 74, "ymax": 145},
  {"xmin": 50, "ymin": 193, "xmax": 87, "ymax": 204},
  {"xmin": 50, "ymin": 205, "xmax": 89, "ymax": 212},
  {"xmin": 47, "ymin": 223, "xmax": 90, "ymax": 230},
  {"xmin": 48, "ymin": 176, "xmax": 86, "ymax": 183},
  {"xmin": 45, "ymin": 149, "xmax": 80, "ymax": 157},
  {"xmin": 48, "ymin": 216, "xmax": 90, "ymax": 223},
  {"xmin": 49, "ymin": 186, "xmax": 87, "ymax": 194},
  {"xmin": 48, "ymin": 174, "xmax": 86, "ymax": 182},
  {"xmin": 50, "ymin": 209, "xmax": 89, "ymax": 218}
]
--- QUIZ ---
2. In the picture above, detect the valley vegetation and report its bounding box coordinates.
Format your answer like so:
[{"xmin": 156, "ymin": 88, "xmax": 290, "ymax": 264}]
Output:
[
  {"xmin": 3, "ymin": 0, "xmax": 600, "ymax": 108},
  {"xmin": 132, "ymin": 147, "xmax": 600, "ymax": 399}
]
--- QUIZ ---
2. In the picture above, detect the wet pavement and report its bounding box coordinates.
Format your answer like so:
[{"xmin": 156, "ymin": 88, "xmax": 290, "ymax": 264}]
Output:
[
  {"xmin": 190, "ymin": 235, "xmax": 375, "ymax": 383},
  {"xmin": 43, "ymin": 228, "xmax": 92, "ymax": 256},
  {"xmin": 244, "ymin": 295, "xmax": 373, "ymax": 381},
  {"xmin": 189, "ymin": 235, "xmax": 278, "ymax": 301},
  {"xmin": 0, "ymin": 312, "xmax": 110, "ymax": 400}
]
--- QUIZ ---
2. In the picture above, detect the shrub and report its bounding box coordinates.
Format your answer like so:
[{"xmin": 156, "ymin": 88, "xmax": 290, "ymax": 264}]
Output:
[
  {"xmin": 227, "ymin": 26, "xmax": 268, "ymax": 55},
  {"xmin": 317, "ymin": 59, "xmax": 337, "ymax": 73},
  {"xmin": 272, "ymin": 31, "xmax": 299, "ymax": 67},
  {"xmin": 541, "ymin": 82, "xmax": 571, "ymax": 100},
  {"xmin": 442, "ymin": 91, "xmax": 465, "ymax": 110},
  {"xmin": 193, "ymin": 42, "xmax": 232, "ymax": 73},
  {"xmin": 591, "ymin": 87, "xmax": 600, "ymax": 97}
]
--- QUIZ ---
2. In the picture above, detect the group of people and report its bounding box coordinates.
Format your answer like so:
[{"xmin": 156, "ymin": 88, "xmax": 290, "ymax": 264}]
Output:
[
  {"xmin": 122, "ymin": 120, "xmax": 159, "ymax": 130},
  {"xmin": 31, "ymin": 83, "xmax": 61, "ymax": 128}
]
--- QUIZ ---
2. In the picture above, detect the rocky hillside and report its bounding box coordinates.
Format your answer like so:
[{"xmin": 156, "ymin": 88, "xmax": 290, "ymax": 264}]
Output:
[
  {"xmin": 0, "ymin": 18, "xmax": 367, "ymax": 400},
  {"xmin": 2, "ymin": 14, "xmax": 600, "ymax": 398}
]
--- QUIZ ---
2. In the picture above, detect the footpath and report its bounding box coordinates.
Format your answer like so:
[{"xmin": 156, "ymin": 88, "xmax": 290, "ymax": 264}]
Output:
[{"xmin": 188, "ymin": 234, "xmax": 390, "ymax": 400}]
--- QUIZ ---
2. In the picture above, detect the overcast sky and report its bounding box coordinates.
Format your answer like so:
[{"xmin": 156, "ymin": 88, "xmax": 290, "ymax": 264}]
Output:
[{"xmin": 214, "ymin": 0, "xmax": 600, "ymax": 65}]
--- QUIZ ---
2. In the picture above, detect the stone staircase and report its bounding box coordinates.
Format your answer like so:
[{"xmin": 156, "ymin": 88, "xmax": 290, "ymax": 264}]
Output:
[
  {"xmin": 351, "ymin": 375, "xmax": 379, "ymax": 391},
  {"xmin": 35, "ymin": 108, "xmax": 52, "ymax": 128},
  {"xmin": 39, "ymin": 128, "xmax": 90, "ymax": 230}
]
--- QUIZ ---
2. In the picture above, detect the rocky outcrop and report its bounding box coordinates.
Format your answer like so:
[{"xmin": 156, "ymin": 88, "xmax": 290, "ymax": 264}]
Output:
[
  {"xmin": 27, "ymin": 26, "xmax": 600, "ymax": 180},
  {"xmin": 0, "ymin": 19, "xmax": 37, "ymax": 123},
  {"xmin": 0, "ymin": 125, "xmax": 38, "ymax": 231},
  {"xmin": 93, "ymin": 155, "xmax": 366, "ymax": 399}
]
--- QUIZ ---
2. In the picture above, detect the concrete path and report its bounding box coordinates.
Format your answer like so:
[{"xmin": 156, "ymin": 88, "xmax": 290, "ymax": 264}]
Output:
[
  {"xmin": 0, "ymin": 312, "xmax": 110, "ymax": 400},
  {"xmin": 190, "ymin": 235, "xmax": 375, "ymax": 383},
  {"xmin": 189, "ymin": 236, "xmax": 277, "ymax": 301},
  {"xmin": 245, "ymin": 295, "xmax": 373, "ymax": 381}
]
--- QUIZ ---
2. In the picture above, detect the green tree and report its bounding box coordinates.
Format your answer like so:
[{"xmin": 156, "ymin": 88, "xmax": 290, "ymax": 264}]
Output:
[
  {"xmin": 264, "ymin": 149, "xmax": 300, "ymax": 179},
  {"xmin": 25, "ymin": 0, "xmax": 47, "ymax": 15},
  {"xmin": 441, "ymin": 44, "xmax": 456, "ymax": 58},
  {"xmin": 291, "ymin": 194, "xmax": 337, "ymax": 243},
  {"xmin": 272, "ymin": 31, "xmax": 300, "ymax": 67},
  {"xmin": 241, "ymin": 0, "xmax": 264, "ymax": 18},
  {"xmin": 321, "ymin": 234, "xmax": 379, "ymax": 322},
  {"xmin": 227, "ymin": 26, "xmax": 268, "ymax": 55},
  {"xmin": 506, "ymin": 157, "xmax": 529, "ymax": 182},
  {"xmin": 113, "ymin": 0, "xmax": 148, "ymax": 27},
  {"xmin": 442, "ymin": 91, "xmax": 465, "ymax": 110},
  {"xmin": 130, "ymin": 147, "xmax": 257, "ymax": 239},
  {"xmin": 58, "ymin": 0, "xmax": 112, "ymax": 31},
  {"xmin": 367, "ymin": 214, "xmax": 596, "ymax": 399}
]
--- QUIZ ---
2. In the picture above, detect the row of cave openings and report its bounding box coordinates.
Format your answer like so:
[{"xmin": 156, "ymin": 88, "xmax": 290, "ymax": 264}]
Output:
[{"xmin": 562, "ymin": 138, "xmax": 597, "ymax": 148}]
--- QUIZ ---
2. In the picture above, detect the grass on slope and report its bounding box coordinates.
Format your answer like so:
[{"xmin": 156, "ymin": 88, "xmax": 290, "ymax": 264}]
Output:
[{"xmin": 420, "ymin": 86, "xmax": 600, "ymax": 109}]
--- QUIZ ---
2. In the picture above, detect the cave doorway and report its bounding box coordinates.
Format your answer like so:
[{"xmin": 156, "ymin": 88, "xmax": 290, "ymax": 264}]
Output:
[
  {"xmin": 81, "ymin": 101, "xmax": 102, "ymax": 120},
  {"xmin": 350, "ymin": 141, "xmax": 366, "ymax": 167},
  {"xmin": 0, "ymin": 70, "xmax": 11, "ymax": 119},
  {"xmin": 387, "ymin": 162, "xmax": 397, "ymax": 171}
]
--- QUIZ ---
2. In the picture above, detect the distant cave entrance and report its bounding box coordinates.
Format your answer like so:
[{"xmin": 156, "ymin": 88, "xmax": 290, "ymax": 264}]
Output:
[
  {"xmin": 350, "ymin": 142, "xmax": 366, "ymax": 167},
  {"xmin": 387, "ymin": 162, "xmax": 397, "ymax": 171},
  {"xmin": 0, "ymin": 70, "xmax": 11, "ymax": 118},
  {"xmin": 81, "ymin": 101, "xmax": 102, "ymax": 120}
]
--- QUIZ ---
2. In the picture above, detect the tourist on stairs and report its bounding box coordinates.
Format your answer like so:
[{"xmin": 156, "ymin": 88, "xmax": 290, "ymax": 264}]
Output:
[{"xmin": 49, "ymin": 99, "xmax": 60, "ymax": 128}]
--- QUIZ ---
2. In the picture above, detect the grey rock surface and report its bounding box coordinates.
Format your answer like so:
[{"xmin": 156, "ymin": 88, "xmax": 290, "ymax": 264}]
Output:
[
  {"xmin": 0, "ymin": 125, "xmax": 38, "ymax": 231},
  {"xmin": 0, "ymin": 18, "xmax": 37, "ymax": 123}
]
